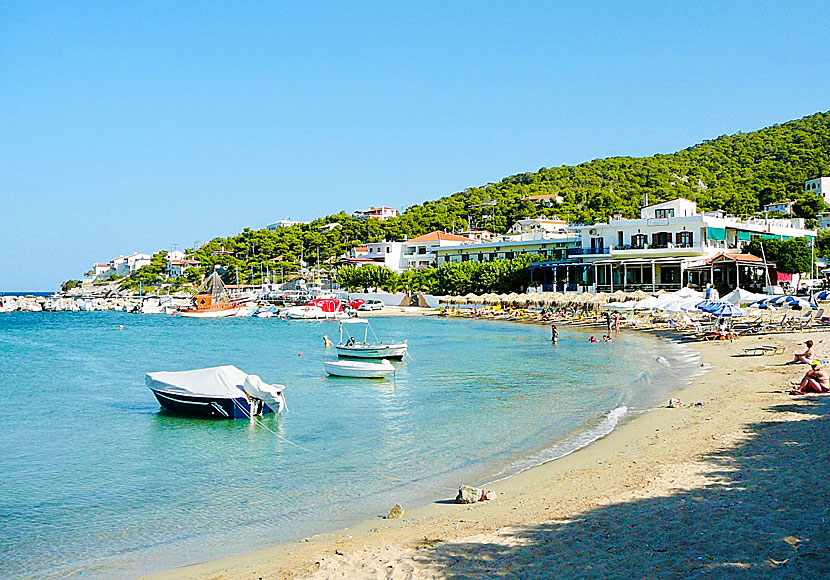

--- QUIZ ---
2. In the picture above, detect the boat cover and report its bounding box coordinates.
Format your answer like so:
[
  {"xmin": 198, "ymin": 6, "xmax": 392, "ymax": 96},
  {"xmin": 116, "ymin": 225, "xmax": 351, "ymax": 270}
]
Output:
[
  {"xmin": 145, "ymin": 365, "xmax": 252, "ymax": 399},
  {"xmin": 243, "ymin": 374, "xmax": 287, "ymax": 412}
]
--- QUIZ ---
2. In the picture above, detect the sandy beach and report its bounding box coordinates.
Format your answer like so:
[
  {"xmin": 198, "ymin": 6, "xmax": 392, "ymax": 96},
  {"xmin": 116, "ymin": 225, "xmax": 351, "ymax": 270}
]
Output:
[{"xmin": 146, "ymin": 326, "xmax": 830, "ymax": 580}]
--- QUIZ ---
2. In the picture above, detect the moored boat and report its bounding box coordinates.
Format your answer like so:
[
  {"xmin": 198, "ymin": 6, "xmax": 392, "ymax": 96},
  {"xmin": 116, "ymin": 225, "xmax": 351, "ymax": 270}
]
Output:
[
  {"xmin": 335, "ymin": 319, "xmax": 408, "ymax": 359},
  {"xmin": 146, "ymin": 365, "xmax": 287, "ymax": 419},
  {"xmin": 179, "ymin": 272, "xmax": 244, "ymax": 318},
  {"xmin": 323, "ymin": 359, "xmax": 395, "ymax": 378},
  {"xmin": 285, "ymin": 298, "xmax": 348, "ymax": 320}
]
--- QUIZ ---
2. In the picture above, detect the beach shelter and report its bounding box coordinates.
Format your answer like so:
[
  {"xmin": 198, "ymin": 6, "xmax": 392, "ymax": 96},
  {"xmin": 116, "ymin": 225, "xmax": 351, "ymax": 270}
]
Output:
[
  {"xmin": 696, "ymin": 300, "xmax": 745, "ymax": 317},
  {"xmin": 628, "ymin": 290, "xmax": 650, "ymax": 301}
]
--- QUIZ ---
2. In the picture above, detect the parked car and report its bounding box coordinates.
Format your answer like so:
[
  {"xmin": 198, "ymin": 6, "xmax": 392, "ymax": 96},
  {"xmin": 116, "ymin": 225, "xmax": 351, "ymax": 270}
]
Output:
[{"xmin": 358, "ymin": 299, "xmax": 384, "ymax": 311}]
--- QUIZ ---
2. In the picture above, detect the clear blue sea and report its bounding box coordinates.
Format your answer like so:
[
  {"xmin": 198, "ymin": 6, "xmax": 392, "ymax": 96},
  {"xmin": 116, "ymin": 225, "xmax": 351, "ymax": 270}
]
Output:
[{"xmin": 0, "ymin": 312, "xmax": 703, "ymax": 579}]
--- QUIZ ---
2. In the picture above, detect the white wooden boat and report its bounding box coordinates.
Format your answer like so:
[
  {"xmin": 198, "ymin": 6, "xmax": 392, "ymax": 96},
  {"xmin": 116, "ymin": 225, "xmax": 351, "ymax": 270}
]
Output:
[
  {"xmin": 335, "ymin": 319, "xmax": 408, "ymax": 359},
  {"xmin": 323, "ymin": 359, "xmax": 395, "ymax": 378}
]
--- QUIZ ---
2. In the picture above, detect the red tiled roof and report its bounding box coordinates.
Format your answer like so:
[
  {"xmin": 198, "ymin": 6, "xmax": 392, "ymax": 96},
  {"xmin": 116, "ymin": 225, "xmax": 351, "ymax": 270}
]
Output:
[
  {"xmin": 407, "ymin": 230, "xmax": 471, "ymax": 243},
  {"xmin": 706, "ymin": 252, "xmax": 764, "ymax": 264}
]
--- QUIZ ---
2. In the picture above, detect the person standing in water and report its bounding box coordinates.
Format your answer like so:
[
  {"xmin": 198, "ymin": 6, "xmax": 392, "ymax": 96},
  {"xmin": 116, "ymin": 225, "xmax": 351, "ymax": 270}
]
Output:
[{"xmin": 551, "ymin": 324, "xmax": 559, "ymax": 343}]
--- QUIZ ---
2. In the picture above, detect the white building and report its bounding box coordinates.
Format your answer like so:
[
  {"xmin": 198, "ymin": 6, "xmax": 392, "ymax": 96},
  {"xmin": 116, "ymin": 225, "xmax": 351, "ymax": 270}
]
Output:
[
  {"xmin": 544, "ymin": 198, "xmax": 816, "ymax": 293},
  {"xmin": 818, "ymin": 212, "xmax": 830, "ymax": 230},
  {"xmin": 267, "ymin": 218, "xmax": 309, "ymax": 231},
  {"xmin": 402, "ymin": 231, "xmax": 474, "ymax": 270},
  {"xmin": 109, "ymin": 252, "xmax": 152, "ymax": 277},
  {"xmin": 354, "ymin": 206, "xmax": 399, "ymax": 221},
  {"xmin": 805, "ymin": 177, "xmax": 830, "ymax": 205},
  {"xmin": 505, "ymin": 217, "xmax": 572, "ymax": 241}
]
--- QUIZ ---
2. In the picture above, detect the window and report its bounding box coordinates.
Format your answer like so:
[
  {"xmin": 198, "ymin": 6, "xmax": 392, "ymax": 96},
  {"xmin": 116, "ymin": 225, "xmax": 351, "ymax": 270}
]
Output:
[
  {"xmin": 617, "ymin": 231, "xmax": 624, "ymax": 248},
  {"xmin": 631, "ymin": 234, "xmax": 647, "ymax": 249},
  {"xmin": 505, "ymin": 252, "xmax": 514, "ymax": 259},
  {"xmin": 652, "ymin": 232, "xmax": 670, "ymax": 248},
  {"xmin": 655, "ymin": 208, "xmax": 675, "ymax": 218},
  {"xmin": 677, "ymin": 231, "xmax": 693, "ymax": 247}
]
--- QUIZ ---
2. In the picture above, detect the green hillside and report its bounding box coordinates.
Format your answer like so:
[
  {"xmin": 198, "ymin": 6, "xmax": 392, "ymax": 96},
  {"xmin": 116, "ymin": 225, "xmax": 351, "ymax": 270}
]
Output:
[{"xmin": 122, "ymin": 111, "xmax": 830, "ymax": 288}]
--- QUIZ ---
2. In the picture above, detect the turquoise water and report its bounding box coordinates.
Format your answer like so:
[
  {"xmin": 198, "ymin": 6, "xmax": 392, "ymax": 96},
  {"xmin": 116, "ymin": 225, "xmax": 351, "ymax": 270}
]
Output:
[{"xmin": 0, "ymin": 313, "xmax": 702, "ymax": 579}]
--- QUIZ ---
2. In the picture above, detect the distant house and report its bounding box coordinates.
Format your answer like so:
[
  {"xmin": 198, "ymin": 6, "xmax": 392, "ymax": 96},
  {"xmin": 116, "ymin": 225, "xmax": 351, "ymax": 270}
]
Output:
[
  {"xmin": 166, "ymin": 259, "xmax": 201, "ymax": 278},
  {"xmin": 458, "ymin": 229, "xmax": 495, "ymax": 242},
  {"xmin": 505, "ymin": 218, "xmax": 572, "ymax": 241},
  {"xmin": 806, "ymin": 177, "xmax": 830, "ymax": 205},
  {"xmin": 763, "ymin": 201, "xmax": 794, "ymax": 215},
  {"xmin": 818, "ymin": 212, "xmax": 830, "ymax": 230},
  {"xmin": 110, "ymin": 252, "xmax": 152, "ymax": 277},
  {"xmin": 92, "ymin": 263, "xmax": 111, "ymax": 278},
  {"xmin": 354, "ymin": 206, "xmax": 399, "ymax": 221},
  {"xmin": 267, "ymin": 218, "xmax": 309, "ymax": 231},
  {"xmin": 522, "ymin": 193, "xmax": 563, "ymax": 206},
  {"xmin": 341, "ymin": 242, "xmax": 405, "ymax": 272}
]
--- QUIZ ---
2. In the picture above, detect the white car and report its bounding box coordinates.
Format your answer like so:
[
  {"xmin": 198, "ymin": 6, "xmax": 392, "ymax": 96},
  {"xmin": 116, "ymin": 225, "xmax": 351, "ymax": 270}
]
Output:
[{"xmin": 358, "ymin": 299, "xmax": 384, "ymax": 311}]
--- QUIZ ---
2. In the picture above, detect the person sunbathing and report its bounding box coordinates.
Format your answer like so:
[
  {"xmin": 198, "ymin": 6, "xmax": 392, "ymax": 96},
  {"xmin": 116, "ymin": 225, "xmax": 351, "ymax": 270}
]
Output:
[
  {"xmin": 790, "ymin": 360, "xmax": 830, "ymax": 394},
  {"xmin": 788, "ymin": 340, "xmax": 815, "ymax": 365}
]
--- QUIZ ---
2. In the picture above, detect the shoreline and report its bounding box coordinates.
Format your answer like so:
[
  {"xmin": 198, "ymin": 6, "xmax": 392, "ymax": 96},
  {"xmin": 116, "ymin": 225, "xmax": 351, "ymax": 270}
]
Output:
[{"xmin": 143, "ymin": 321, "xmax": 830, "ymax": 579}]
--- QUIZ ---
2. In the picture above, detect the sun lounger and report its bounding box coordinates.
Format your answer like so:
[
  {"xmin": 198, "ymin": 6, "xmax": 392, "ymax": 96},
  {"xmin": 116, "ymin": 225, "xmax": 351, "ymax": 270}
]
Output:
[{"xmin": 742, "ymin": 345, "xmax": 784, "ymax": 356}]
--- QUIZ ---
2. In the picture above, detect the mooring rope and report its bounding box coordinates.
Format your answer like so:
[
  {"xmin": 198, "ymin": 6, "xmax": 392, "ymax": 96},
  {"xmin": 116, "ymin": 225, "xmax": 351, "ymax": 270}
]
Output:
[{"xmin": 233, "ymin": 398, "xmax": 457, "ymax": 492}]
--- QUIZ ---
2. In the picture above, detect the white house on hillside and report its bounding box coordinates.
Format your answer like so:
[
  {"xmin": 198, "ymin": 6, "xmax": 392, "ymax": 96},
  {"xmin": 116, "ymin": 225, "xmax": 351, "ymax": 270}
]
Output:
[
  {"xmin": 805, "ymin": 177, "xmax": 830, "ymax": 205},
  {"xmin": 402, "ymin": 231, "xmax": 474, "ymax": 270}
]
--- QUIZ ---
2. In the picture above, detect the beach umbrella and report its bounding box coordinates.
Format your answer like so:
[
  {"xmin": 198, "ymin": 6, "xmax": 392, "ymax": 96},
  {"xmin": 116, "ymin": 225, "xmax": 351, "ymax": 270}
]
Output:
[
  {"xmin": 465, "ymin": 292, "xmax": 483, "ymax": 304},
  {"xmin": 628, "ymin": 290, "xmax": 650, "ymax": 301},
  {"xmin": 525, "ymin": 292, "xmax": 545, "ymax": 305},
  {"xmin": 721, "ymin": 288, "xmax": 768, "ymax": 305},
  {"xmin": 481, "ymin": 293, "xmax": 501, "ymax": 304},
  {"xmin": 696, "ymin": 300, "xmax": 745, "ymax": 317},
  {"xmin": 676, "ymin": 287, "xmax": 704, "ymax": 299},
  {"xmin": 634, "ymin": 296, "xmax": 662, "ymax": 310},
  {"xmin": 514, "ymin": 294, "xmax": 532, "ymax": 305},
  {"xmin": 611, "ymin": 290, "xmax": 628, "ymax": 302},
  {"xmin": 607, "ymin": 300, "xmax": 637, "ymax": 311},
  {"xmin": 814, "ymin": 290, "xmax": 830, "ymax": 301},
  {"xmin": 782, "ymin": 296, "xmax": 817, "ymax": 310}
]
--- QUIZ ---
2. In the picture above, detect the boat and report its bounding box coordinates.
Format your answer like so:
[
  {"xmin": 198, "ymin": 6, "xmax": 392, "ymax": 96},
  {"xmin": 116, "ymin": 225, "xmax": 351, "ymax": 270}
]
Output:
[
  {"xmin": 179, "ymin": 271, "xmax": 244, "ymax": 318},
  {"xmin": 335, "ymin": 319, "xmax": 408, "ymax": 359},
  {"xmin": 285, "ymin": 298, "xmax": 348, "ymax": 320},
  {"xmin": 146, "ymin": 365, "xmax": 287, "ymax": 419},
  {"xmin": 323, "ymin": 359, "xmax": 395, "ymax": 378}
]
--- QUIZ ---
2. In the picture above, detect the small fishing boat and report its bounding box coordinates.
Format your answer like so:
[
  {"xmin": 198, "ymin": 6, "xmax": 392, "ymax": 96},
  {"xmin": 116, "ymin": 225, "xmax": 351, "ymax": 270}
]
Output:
[
  {"xmin": 179, "ymin": 272, "xmax": 245, "ymax": 318},
  {"xmin": 323, "ymin": 359, "xmax": 395, "ymax": 378},
  {"xmin": 335, "ymin": 319, "xmax": 408, "ymax": 359},
  {"xmin": 146, "ymin": 365, "xmax": 287, "ymax": 418}
]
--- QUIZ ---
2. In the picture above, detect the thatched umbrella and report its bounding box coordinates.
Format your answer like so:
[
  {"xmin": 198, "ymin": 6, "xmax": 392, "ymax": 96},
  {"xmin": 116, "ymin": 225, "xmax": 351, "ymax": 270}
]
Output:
[
  {"xmin": 611, "ymin": 290, "xmax": 628, "ymax": 302},
  {"xmin": 526, "ymin": 292, "xmax": 546, "ymax": 305},
  {"xmin": 514, "ymin": 294, "xmax": 532, "ymax": 306},
  {"xmin": 504, "ymin": 292, "xmax": 520, "ymax": 304},
  {"xmin": 451, "ymin": 295, "xmax": 467, "ymax": 304},
  {"xmin": 464, "ymin": 292, "xmax": 483, "ymax": 304},
  {"xmin": 482, "ymin": 293, "xmax": 501, "ymax": 305},
  {"xmin": 628, "ymin": 289, "xmax": 650, "ymax": 301}
]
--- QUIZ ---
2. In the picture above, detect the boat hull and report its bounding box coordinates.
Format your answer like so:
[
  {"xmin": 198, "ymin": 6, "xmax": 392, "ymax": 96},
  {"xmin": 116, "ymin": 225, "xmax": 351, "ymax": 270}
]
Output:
[
  {"xmin": 335, "ymin": 343, "xmax": 407, "ymax": 359},
  {"xmin": 323, "ymin": 360, "xmax": 395, "ymax": 378},
  {"xmin": 178, "ymin": 307, "xmax": 241, "ymax": 318},
  {"xmin": 150, "ymin": 389, "xmax": 275, "ymax": 418}
]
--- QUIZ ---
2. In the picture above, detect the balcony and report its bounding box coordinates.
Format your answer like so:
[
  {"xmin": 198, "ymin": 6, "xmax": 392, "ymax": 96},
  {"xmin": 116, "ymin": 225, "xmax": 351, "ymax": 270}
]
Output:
[
  {"xmin": 567, "ymin": 247, "xmax": 610, "ymax": 256},
  {"xmin": 610, "ymin": 243, "xmax": 705, "ymax": 258}
]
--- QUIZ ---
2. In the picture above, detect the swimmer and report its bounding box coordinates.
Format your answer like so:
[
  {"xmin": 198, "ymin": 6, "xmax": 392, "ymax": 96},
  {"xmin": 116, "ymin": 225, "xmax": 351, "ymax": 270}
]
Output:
[{"xmin": 323, "ymin": 335, "xmax": 334, "ymax": 348}]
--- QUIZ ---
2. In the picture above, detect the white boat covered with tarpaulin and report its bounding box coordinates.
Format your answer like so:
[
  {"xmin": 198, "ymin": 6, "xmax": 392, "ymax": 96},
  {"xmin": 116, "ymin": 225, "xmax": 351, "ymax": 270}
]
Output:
[{"xmin": 146, "ymin": 365, "xmax": 287, "ymax": 418}]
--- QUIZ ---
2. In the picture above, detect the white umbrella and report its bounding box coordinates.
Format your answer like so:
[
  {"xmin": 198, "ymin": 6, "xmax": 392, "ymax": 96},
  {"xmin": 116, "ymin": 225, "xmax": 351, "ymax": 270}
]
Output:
[{"xmin": 634, "ymin": 296, "xmax": 662, "ymax": 310}]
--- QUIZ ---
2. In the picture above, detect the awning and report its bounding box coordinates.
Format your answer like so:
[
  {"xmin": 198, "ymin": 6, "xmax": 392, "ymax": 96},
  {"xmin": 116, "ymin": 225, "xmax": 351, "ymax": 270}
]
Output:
[
  {"xmin": 737, "ymin": 230, "xmax": 752, "ymax": 241},
  {"xmin": 707, "ymin": 227, "xmax": 726, "ymax": 241}
]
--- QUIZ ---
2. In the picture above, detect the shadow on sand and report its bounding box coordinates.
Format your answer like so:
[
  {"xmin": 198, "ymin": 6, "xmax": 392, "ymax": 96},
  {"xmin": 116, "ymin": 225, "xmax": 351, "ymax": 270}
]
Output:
[{"xmin": 414, "ymin": 398, "xmax": 830, "ymax": 579}]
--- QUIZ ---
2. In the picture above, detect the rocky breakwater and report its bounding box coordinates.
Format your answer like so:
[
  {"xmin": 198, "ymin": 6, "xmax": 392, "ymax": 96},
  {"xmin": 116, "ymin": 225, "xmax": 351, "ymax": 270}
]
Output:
[{"xmin": 0, "ymin": 294, "xmax": 140, "ymax": 312}]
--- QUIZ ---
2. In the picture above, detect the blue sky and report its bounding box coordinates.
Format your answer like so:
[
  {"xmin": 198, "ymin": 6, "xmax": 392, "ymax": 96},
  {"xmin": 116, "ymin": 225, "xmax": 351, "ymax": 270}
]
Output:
[{"xmin": 2, "ymin": 1, "xmax": 828, "ymax": 291}]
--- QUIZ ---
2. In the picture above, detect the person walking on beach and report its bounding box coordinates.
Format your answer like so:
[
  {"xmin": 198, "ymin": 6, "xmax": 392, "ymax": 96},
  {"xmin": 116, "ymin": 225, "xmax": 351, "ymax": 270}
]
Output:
[
  {"xmin": 788, "ymin": 340, "xmax": 815, "ymax": 365},
  {"xmin": 790, "ymin": 360, "xmax": 830, "ymax": 394},
  {"xmin": 551, "ymin": 324, "xmax": 559, "ymax": 343},
  {"xmin": 613, "ymin": 312, "xmax": 621, "ymax": 335}
]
